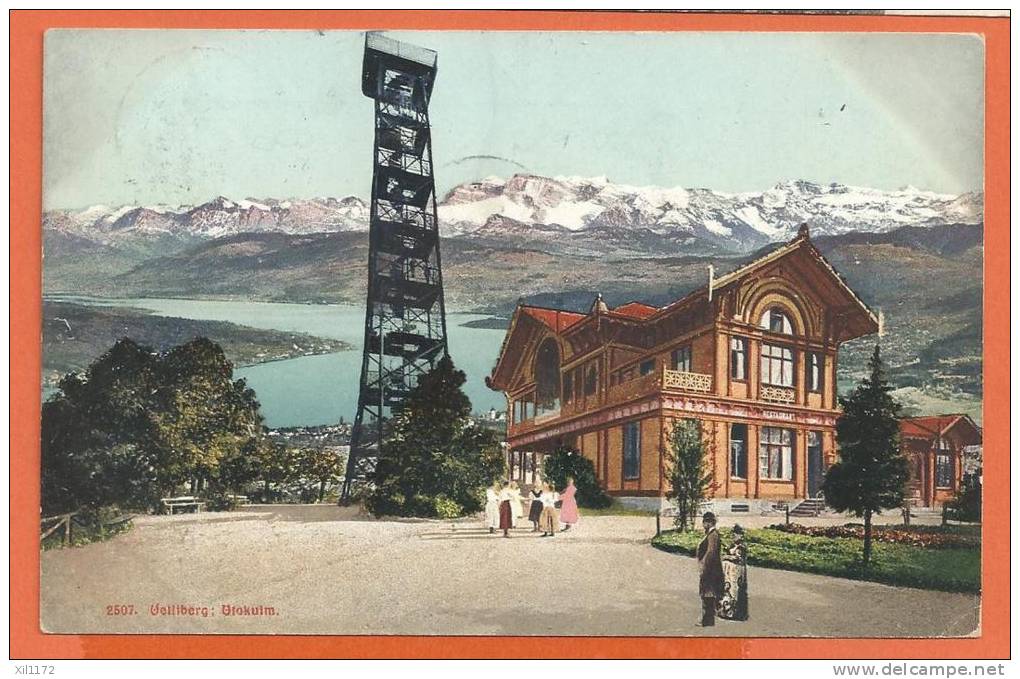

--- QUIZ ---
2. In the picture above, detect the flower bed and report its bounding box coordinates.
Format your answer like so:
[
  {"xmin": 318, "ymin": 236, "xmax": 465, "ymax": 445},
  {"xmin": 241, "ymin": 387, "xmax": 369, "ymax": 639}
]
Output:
[
  {"xmin": 767, "ymin": 523, "xmax": 980, "ymax": 549},
  {"xmin": 652, "ymin": 527, "xmax": 980, "ymax": 593}
]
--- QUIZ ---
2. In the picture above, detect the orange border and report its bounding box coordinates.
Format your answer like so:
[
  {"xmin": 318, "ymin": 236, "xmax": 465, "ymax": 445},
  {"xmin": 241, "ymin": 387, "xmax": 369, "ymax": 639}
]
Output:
[{"xmin": 10, "ymin": 10, "xmax": 1009, "ymax": 659}]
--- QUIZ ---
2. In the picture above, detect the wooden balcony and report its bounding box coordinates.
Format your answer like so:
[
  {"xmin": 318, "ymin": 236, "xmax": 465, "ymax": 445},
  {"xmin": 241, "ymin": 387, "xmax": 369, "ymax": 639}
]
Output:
[
  {"xmin": 760, "ymin": 384, "xmax": 796, "ymax": 404},
  {"xmin": 661, "ymin": 369, "xmax": 713, "ymax": 393}
]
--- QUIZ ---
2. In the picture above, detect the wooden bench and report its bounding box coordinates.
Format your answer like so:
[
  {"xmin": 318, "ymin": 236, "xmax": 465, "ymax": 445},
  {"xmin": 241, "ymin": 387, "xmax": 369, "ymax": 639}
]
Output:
[
  {"xmin": 227, "ymin": 494, "xmax": 250, "ymax": 506},
  {"xmin": 161, "ymin": 496, "xmax": 206, "ymax": 515}
]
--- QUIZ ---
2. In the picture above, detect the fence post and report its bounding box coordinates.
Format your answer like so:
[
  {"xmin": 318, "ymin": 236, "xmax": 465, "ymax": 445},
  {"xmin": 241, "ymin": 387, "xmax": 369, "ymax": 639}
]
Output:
[
  {"xmin": 64, "ymin": 515, "xmax": 72, "ymax": 546},
  {"xmin": 785, "ymin": 503, "xmax": 790, "ymax": 525},
  {"xmin": 655, "ymin": 511, "xmax": 661, "ymax": 537},
  {"xmin": 941, "ymin": 504, "xmax": 948, "ymax": 526}
]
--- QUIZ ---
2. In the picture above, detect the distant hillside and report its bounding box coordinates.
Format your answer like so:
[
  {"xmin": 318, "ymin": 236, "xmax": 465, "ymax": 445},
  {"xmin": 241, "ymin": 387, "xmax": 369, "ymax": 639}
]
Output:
[
  {"xmin": 42, "ymin": 301, "xmax": 348, "ymax": 388},
  {"xmin": 42, "ymin": 176, "xmax": 983, "ymax": 418}
]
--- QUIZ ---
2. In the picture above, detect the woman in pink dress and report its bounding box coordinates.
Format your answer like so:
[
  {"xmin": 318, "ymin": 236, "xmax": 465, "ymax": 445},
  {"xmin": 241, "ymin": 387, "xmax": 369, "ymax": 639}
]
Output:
[{"xmin": 558, "ymin": 477, "xmax": 579, "ymax": 531}]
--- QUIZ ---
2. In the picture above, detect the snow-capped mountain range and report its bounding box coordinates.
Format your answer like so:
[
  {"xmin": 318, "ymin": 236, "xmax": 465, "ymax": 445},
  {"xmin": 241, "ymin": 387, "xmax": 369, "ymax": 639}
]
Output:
[{"xmin": 45, "ymin": 174, "xmax": 983, "ymax": 254}]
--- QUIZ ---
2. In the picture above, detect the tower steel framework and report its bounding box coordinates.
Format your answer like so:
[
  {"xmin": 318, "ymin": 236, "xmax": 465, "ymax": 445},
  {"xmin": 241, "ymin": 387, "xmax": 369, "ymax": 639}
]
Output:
[{"xmin": 341, "ymin": 34, "xmax": 448, "ymax": 502}]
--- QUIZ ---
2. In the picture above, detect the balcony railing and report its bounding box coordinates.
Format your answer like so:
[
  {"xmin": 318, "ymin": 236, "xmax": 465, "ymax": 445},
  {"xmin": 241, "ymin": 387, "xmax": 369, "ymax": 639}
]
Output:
[
  {"xmin": 662, "ymin": 369, "xmax": 713, "ymax": 393},
  {"xmin": 508, "ymin": 370, "xmax": 812, "ymax": 438},
  {"xmin": 760, "ymin": 384, "xmax": 796, "ymax": 404}
]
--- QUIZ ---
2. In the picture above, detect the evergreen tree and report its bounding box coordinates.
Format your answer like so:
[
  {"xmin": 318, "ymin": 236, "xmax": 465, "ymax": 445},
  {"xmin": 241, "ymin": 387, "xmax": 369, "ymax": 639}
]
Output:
[
  {"xmin": 665, "ymin": 418, "xmax": 712, "ymax": 532},
  {"xmin": 366, "ymin": 356, "xmax": 504, "ymax": 517},
  {"xmin": 822, "ymin": 344, "xmax": 909, "ymax": 567}
]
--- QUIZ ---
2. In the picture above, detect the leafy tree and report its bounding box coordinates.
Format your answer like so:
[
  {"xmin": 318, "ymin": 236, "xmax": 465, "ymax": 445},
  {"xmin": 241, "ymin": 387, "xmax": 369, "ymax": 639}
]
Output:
[
  {"xmin": 297, "ymin": 446, "xmax": 347, "ymax": 503},
  {"xmin": 822, "ymin": 345, "xmax": 909, "ymax": 567},
  {"xmin": 541, "ymin": 446, "xmax": 611, "ymax": 508},
  {"xmin": 366, "ymin": 356, "xmax": 504, "ymax": 517},
  {"xmin": 41, "ymin": 337, "xmax": 268, "ymax": 514},
  {"xmin": 665, "ymin": 418, "xmax": 712, "ymax": 532}
]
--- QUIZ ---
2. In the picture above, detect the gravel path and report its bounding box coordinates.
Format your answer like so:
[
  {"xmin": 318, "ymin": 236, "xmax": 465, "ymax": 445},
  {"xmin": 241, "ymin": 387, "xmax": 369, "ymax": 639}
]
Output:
[{"xmin": 40, "ymin": 505, "xmax": 980, "ymax": 637}]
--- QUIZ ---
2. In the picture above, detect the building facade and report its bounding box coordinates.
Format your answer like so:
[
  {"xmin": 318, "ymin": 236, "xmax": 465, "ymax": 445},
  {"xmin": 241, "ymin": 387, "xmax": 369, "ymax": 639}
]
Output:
[
  {"xmin": 900, "ymin": 415, "xmax": 982, "ymax": 507},
  {"xmin": 486, "ymin": 227, "xmax": 879, "ymax": 512}
]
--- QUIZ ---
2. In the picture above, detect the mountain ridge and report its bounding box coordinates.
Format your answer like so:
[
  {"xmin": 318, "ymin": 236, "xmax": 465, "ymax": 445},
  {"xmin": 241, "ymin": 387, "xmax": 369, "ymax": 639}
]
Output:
[{"xmin": 45, "ymin": 174, "xmax": 983, "ymax": 256}]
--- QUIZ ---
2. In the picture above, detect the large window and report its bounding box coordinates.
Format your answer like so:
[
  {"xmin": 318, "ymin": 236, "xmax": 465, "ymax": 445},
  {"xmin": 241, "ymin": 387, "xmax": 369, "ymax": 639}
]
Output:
[
  {"xmin": 936, "ymin": 452, "xmax": 953, "ymax": 488},
  {"xmin": 761, "ymin": 344, "xmax": 794, "ymax": 387},
  {"xmin": 730, "ymin": 337, "xmax": 747, "ymax": 380},
  {"xmin": 512, "ymin": 395, "xmax": 536, "ymax": 424},
  {"xmin": 534, "ymin": 339, "xmax": 562, "ymax": 416},
  {"xmin": 730, "ymin": 423, "xmax": 748, "ymax": 479},
  {"xmin": 623, "ymin": 421, "xmax": 641, "ymax": 479},
  {"xmin": 640, "ymin": 359, "xmax": 656, "ymax": 376},
  {"xmin": 584, "ymin": 363, "xmax": 598, "ymax": 396},
  {"xmin": 671, "ymin": 345, "xmax": 692, "ymax": 372},
  {"xmin": 759, "ymin": 427, "xmax": 794, "ymax": 480},
  {"xmin": 807, "ymin": 352, "xmax": 823, "ymax": 392},
  {"xmin": 761, "ymin": 308, "xmax": 793, "ymax": 334}
]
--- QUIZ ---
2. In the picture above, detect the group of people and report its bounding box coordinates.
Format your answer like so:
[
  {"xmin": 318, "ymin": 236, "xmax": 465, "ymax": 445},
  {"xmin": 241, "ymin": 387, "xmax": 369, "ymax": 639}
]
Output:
[
  {"xmin": 484, "ymin": 477, "xmax": 579, "ymax": 538},
  {"xmin": 695, "ymin": 511, "xmax": 749, "ymax": 625}
]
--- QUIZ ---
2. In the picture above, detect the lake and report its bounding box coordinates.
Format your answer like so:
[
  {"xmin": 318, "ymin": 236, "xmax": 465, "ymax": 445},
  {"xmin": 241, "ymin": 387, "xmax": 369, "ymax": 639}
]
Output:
[{"xmin": 47, "ymin": 296, "xmax": 508, "ymax": 428}]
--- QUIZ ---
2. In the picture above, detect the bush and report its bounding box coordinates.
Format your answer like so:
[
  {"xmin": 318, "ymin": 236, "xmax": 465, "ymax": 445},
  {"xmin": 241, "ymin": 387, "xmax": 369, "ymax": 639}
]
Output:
[
  {"xmin": 541, "ymin": 446, "xmax": 612, "ymax": 508},
  {"xmin": 42, "ymin": 506, "xmax": 134, "ymax": 550},
  {"xmin": 204, "ymin": 492, "xmax": 237, "ymax": 512},
  {"xmin": 433, "ymin": 496, "xmax": 463, "ymax": 519},
  {"xmin": 946, "ymin": 475, "xmax": 981, "ymax": 523}
]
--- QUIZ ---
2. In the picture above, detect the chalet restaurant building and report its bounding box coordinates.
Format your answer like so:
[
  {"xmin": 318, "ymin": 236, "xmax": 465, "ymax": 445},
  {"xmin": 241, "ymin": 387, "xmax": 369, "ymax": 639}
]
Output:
[{"xmin": 487, "ymin": 227, "xmax": 880, "ymax": 512}]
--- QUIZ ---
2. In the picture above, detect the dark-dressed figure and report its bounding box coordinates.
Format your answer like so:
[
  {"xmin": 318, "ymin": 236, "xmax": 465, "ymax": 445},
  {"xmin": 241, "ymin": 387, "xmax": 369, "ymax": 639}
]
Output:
[
  {"xmin": 497, "ymin": 481, "xmax": 514, "ymax": 538},
  {"xmin": 695, "ymin": 511, "xmax": 724, "ymax": 627},
  {"xmin": 527, "ymin": 486, "xmax": 544, "ymax": 532},
  {"xmin": 718, "ymin": 524, "xmax": 749, "ymax": 621}
]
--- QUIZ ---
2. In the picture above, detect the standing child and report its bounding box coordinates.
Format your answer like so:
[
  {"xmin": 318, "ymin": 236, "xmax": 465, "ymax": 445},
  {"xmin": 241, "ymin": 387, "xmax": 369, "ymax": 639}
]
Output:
[
  {"xmin": 527, "ymin": 483, "xmax": 544, "ymax": 532},
  {"xmin": 498, "ymin": 480, "xmax": 514, "ymax": 538},
  {"xmin": 539, "ymin": 482, "xmax": 560, "ymax": 537},
  {"xmin": 558, "ymin": 477, "xmax": 580, "ymax": 531},
  {"xmin": 484, "ymin": 480, "xmax": 500, "ymax": 534},
  {"xmin": 508, "ymin": 481, "xmax": 524, "ymax": 527}
]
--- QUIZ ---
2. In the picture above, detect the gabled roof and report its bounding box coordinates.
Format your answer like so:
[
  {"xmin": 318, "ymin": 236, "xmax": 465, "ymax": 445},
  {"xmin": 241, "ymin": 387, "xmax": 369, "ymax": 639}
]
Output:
[
  {"xmin": 612, "ymin": 301, "xmax": 659, "ymax": 320},
  {"xmin": 487, "ymin": 304, "xmax": 585, "ymax": 391},
  {"xmin": 520, "ymin": 305, "xmax": 586, "ymax": 333},
  {"xmin": 487, "ymin": 226, "xmax": 880, "ymax": 392},
  {"xmin": 900, "ymin": 414, "xmax": 982, "ymax": 444},
  {"xmin": 706, "ymin": 228, "xmax": 878, "ymax": 328}
]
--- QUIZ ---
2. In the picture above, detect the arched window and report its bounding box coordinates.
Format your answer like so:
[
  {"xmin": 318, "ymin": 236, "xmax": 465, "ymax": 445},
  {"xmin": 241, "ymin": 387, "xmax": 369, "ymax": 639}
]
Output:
[
  {"xmin": 534, "ymin": 339, "xmax": 561, "ymax": 414},
  {"xmin": 760, "ymin": 307, "xmax": 793, "ymax": 335}
]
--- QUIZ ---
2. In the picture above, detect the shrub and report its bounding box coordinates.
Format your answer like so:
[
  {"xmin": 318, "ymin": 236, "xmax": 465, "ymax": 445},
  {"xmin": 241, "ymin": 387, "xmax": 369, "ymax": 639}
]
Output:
[
  {"xmin": 541, "ymin": 446, "xmax": 612, "ymax": 508},
  {"xmin": 204, "ymin": 492, "xmax": 238, "ymax": 512},
  {"xmin": 433, "ymin": 495, "xmax": 463, "ymax": 519},
  {"xmin": 946, "ymin": 474, "xmax": 981, "ymax": 523}
]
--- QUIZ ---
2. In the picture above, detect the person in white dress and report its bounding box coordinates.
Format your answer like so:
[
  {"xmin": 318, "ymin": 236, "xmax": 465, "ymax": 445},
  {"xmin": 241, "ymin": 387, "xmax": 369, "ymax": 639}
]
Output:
[
  {"xmin": 484, "ymin": 481, "xmax": 501, "ymax": 534},
  {"xmin": 508, "ymin": 481, "xmax": 524, "ymax": 526}
]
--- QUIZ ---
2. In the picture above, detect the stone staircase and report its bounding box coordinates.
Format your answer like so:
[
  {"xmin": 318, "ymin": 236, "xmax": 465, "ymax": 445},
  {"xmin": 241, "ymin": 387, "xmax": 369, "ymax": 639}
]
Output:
[{"xmin": 789, "ymin": 497, "xmax": 827, "ymax": 517}]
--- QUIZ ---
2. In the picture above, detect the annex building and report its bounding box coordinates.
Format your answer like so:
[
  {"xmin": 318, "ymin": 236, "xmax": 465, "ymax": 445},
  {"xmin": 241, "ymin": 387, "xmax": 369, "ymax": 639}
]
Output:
[
  {"xmin": 487, "ymin": 226, "xmax": 880, "ymax": 512},
  {"xmin": 900, "ymin": 414, "xmax": 982, "ymax": 508}
]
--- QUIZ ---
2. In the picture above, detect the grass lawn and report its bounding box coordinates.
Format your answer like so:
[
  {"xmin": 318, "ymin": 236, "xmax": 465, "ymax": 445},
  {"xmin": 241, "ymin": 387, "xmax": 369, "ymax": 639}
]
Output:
[
  {"xmin": 652, "ymin": 526, "xmax": 980, "ymax": 593},
  {"xmin": 582, "ymin": 501, "xmax": 658, "ymax": 517}
]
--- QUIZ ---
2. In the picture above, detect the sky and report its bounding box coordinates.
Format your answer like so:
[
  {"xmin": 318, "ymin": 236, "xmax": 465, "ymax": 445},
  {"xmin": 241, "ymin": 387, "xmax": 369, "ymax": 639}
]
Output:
[{"xmin": 42, "ymin": 29, "xmax": 985, "ymax": 210}]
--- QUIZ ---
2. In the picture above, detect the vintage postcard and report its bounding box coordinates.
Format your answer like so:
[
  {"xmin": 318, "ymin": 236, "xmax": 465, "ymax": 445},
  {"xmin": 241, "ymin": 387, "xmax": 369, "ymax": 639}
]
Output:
[{"xmin": 11, "ymin": 10, "xmax": 1009, "ymax": 660}]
